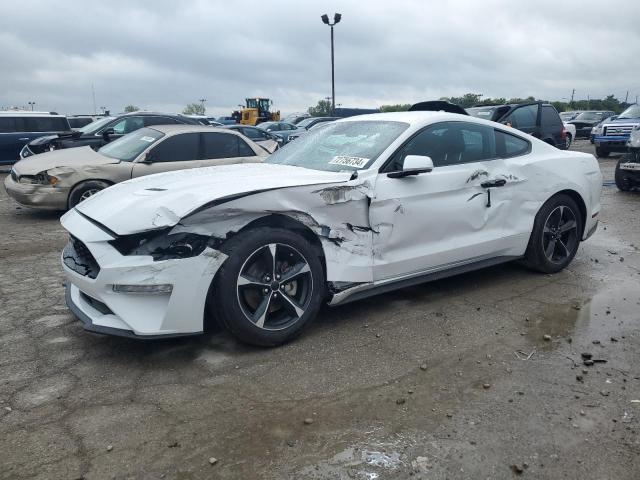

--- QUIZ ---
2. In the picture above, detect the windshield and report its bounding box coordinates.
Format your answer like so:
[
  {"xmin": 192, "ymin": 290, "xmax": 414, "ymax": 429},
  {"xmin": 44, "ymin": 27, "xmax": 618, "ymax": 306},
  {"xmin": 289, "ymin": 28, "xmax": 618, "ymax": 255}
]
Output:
[
  {"xmin": 618, "ymin": 104, "xmax": 640, "ymax": 119},
  {"xmin": 466, "ymin": 107, "xmax": 499, "ymax": 120},
  {"xmin": 574, "ymin": 112, "xmax": 605, "ymax": 122},
  {"xmin": 296, "ymin": 118, "xmax": 318, "ymax": 128},
  {"xmin": 265, "ymin": 120, "xmax": 409, "ymax": 172},
  {"xmin": 98, "ymin": 127, "xmax": 164, "ymax": 162},
  {"xmin": 78, "ymin": 116, "xmax": 114, "ymax": 134}
]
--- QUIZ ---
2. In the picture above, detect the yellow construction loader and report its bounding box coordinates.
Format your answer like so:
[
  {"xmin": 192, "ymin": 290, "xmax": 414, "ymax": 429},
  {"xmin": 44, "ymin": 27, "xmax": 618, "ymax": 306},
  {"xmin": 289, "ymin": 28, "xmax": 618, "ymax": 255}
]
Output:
[{"xmin": 232, "ymin": 98, "xmax": 280, "ymax": 126}]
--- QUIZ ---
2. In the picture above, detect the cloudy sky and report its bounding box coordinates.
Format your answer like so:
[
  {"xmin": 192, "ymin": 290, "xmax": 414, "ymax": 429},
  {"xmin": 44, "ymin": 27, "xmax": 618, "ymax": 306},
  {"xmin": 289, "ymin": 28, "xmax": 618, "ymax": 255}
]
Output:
[{"xmin": 1, "ymin": 0, "xmax": 638, "ymax": 116}]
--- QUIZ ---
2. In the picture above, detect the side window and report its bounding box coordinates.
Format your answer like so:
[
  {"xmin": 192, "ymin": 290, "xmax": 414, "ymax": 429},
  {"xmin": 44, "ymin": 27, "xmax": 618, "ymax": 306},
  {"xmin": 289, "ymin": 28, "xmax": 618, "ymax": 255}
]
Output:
[
  {"xmin": 495, "ymin": 130, "xmax": 530, "ymax": 158},
  {"xmin": 238, "ymin": 139, "xmax": 256, "ymax": 156},
  {"xmin": 242, "ymin": 128, "xmax": 263, "ymax": 140},
  {"xmin": 144, "ymin": 116, "xmax": 180, "ymax": 127},
  {"xmin": 202, "ymin": 132, "xmax": 242, "ymax": 159},
  {"xmin": 24, "ymin": 117, "xmax": 69, "ymax": 132},
  {"xmin": 149, "ymin": 133, "xmax": 200, "ymax": 162},
  {"xmin": 541, "ymin": 106, "xmax": 562, "ymax": 129},
  {"xmin": 504, "ymin": 105, "xmax": 537, "ymax": 129},
  {"xmin": 388, "ymin": 121, "xmax": 496, "ymax": 170},
  {"xmin": 112, "ymin": 117, "xmax": 144, "ymax": 135},
  {"xmin": 0, "ymin": 117, "xmax": 24, "ymax": 133}
]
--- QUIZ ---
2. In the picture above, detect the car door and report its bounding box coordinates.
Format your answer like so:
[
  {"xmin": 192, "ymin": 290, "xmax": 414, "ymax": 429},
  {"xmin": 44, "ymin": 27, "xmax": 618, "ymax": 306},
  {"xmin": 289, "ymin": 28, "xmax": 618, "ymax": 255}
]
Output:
[
  {"xmin": 370, "ymin": 121, "xmax": 524, "ymax": 281},
  {"xmin": 0, "ymin": 117, "xmax": 27, "ymax": 163},
  {"xmin": 131, "ymin": 132, "xmax": 203, "ymax": 178},
  {"xmin": 200, "ymin": 132, "xmax": 259, "ymax": 166}
]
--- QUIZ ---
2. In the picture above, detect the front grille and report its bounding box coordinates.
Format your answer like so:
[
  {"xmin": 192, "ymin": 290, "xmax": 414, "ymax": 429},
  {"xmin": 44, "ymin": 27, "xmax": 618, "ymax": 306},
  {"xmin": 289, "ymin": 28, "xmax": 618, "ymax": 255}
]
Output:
[
  {"xmin": 62, "ymin": 236, "xmax": 101, "ymax": 279},
  {"xmin": 604, "ymin": 125, "xmax": 634, "ymax": 136}
]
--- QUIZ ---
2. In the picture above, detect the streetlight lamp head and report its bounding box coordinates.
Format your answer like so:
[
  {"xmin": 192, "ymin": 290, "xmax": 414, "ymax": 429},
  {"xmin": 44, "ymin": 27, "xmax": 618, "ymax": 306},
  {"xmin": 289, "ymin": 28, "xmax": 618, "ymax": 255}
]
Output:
[
  {"xmin": 334, "ymin": 13, "xmax": 342, "ymax": 24},
  {"xmin": 321, "ymin": 14, "xmax": 329, "ymax": 24}
]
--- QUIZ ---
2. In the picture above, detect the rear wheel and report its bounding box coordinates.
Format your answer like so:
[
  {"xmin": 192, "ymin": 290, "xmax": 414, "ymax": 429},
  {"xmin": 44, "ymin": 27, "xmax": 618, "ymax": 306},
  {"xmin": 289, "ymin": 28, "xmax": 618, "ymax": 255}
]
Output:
[
  {"xmin": 523, "ymin": 194, "xmax": 582, "ymax": 273},
  {"xmin": 565, "ymin": 133, "xmax": 572, "ymax": 149},
  {"xmin": 595, "ymin": 146, "xmax": 610, "ymax": 158},
  {"xmin": 210, "ymin": 227, "xmax": 325, "ymax": 346},
  {"xmin": 68, "ymin": 180, "xmax": 110, "ymax": 209}
]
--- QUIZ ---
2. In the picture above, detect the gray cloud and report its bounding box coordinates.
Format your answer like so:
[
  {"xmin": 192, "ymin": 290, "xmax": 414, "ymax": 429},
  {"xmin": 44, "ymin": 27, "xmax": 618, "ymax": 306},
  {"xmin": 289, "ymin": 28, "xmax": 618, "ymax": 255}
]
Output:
[{"xmin": 1, "ymin": 0, "xmax": 639, "ymax": 116}]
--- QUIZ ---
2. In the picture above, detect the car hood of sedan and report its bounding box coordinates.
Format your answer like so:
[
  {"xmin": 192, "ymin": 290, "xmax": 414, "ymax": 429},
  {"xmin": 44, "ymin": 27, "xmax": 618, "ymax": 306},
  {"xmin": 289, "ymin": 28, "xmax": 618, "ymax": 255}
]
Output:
[
  {"xmin": 12, "ymin": 146, "xmax": 118, "ymax": 175},
  {"xmin": 73, "ymin": 163, "xmax": 353, "ymax": 235}
]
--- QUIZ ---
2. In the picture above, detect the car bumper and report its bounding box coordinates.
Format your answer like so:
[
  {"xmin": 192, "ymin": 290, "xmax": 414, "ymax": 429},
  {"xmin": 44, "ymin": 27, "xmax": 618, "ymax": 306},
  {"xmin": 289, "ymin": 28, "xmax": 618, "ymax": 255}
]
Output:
[
  {"xmin": 60, "ymin": 209, "xmax": 227, "ymax": 338},
  {"xmin": 594, "ymin": 136, "xmax": 630, "ymax": 152},
  {"xmin": 3, "ymin": 174, "xmax": 69, "ymax": 209},
  {"xmin": 620, "ymin": 160, "xmax": 640, "ymax": 183}
]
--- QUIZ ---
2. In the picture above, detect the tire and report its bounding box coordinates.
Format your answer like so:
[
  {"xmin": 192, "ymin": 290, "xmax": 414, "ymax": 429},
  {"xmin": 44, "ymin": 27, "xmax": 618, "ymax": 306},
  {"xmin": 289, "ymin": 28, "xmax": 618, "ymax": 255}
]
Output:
[
  {"xmin": 595, "ymin": 146, "xmax": 610, "ymax": 158},
  {"xmin": 523, "ymin": 194, "xmax": 583, "ymax": 274},
  {"xmin": 210, "ymin": 227, "xmax": 326, "ymax": 346},
  {"xmin": 68, "ymin": 180, "xmax": 110, "ymax": 209},
  {"xmin": 565, "ymin": 133, "xmax": 572, "ymax": 149},
  {"xmin": 615, "ymin": 155, "xmax": 632, "ymax": 191}
]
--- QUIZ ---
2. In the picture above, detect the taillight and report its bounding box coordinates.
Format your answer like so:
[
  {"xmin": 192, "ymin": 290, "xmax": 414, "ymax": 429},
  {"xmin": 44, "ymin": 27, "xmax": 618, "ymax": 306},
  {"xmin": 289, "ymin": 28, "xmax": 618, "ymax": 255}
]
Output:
[{"xmin": 561, "ymin": 127, "xmax": 567, "ymax": 139}]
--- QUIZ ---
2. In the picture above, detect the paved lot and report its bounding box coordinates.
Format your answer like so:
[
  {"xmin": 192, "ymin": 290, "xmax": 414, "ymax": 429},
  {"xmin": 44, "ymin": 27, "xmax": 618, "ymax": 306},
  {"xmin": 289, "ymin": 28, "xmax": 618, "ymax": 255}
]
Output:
[{"xmin": 1, "ymin": 140, "xmax": 639, "ymax": 479}]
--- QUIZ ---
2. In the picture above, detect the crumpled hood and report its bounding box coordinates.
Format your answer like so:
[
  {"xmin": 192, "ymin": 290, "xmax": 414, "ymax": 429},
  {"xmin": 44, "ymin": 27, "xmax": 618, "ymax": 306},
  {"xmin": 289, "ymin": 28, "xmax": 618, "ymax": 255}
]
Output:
[
  {"xmin": 72, "ymin": 163, "xmax": 353, "ymax": 235},
  {"xmin": 12, "ymin": 147, "xmax": 117, "ymax": 175}
]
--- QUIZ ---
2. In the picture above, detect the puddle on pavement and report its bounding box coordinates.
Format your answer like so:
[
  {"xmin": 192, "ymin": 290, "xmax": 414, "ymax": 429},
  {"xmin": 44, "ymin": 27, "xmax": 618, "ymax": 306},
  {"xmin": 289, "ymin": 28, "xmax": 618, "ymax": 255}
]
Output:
[{"xmin": 527, "ymin": 283, "xmax": 640, "ymax": 349}]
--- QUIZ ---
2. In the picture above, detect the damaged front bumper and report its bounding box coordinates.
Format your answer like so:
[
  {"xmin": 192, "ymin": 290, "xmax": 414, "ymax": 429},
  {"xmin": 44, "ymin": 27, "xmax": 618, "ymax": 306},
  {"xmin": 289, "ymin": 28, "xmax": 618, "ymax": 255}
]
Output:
[
  {"xmin": 3, "ymin": 174, "xmax": 69, "ymax": 209},
  {"xmin": 61, "ymin": 209, "xmax": 227, "ymax": 338}
]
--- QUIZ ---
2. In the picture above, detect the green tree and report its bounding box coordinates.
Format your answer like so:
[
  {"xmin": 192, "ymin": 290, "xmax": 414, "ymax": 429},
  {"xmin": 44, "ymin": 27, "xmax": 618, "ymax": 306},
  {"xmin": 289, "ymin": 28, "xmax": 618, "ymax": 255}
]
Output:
[
  {"xmin": 308, "ymin": 99, "xmax": 332, "ymax": 117},
  {"xmin": 379, "ymin": 104, "xmax": 411, "ymax": 112},
  {"xmin": 183, "ymin": 103, "xmax": 205, "ymax": 115},
  {"xmin": 123, "ymin": 105, "xmax": 139, "ymax": 113}
]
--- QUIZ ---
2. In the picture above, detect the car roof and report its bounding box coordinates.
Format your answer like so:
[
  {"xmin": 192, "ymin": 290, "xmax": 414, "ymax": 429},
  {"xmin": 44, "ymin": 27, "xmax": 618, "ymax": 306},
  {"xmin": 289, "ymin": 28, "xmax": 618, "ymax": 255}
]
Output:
[
  {"xmin": 338, "ymin": 110, "xmax": 514, "ymax": 130},
  {"xmin": 148, "ymin": 125, "xmax": 236, "ymax": 134},
  {"xmin": 0, "ymin": 111, "xmax": 64, "ymax": 117}
]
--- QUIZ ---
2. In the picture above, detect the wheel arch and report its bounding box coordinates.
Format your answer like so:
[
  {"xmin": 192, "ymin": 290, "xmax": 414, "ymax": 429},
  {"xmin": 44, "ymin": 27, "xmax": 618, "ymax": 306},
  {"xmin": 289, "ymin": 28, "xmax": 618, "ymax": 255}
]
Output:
[
  {"xmin": 67, "ymin": 178, "xmax": 115, "ymax": 209},
  {"xmin": 550, "ymin": 189, "xmax": 587, "ymax": 237}
]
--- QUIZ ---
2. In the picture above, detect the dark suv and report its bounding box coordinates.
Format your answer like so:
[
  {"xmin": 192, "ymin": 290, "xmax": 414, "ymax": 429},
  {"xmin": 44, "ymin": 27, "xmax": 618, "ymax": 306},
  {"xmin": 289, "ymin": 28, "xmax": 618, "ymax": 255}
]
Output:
[
  {"xmin": 20, "ymin": 112, "xmax": 203, "ymax": 159},
  {"xmin": 0, "ymin": 112, "xmax": 71, "ymax": 164},
  {"xmin": 466, "ymin": 102, "xmax": 567, "ymax": 149}
]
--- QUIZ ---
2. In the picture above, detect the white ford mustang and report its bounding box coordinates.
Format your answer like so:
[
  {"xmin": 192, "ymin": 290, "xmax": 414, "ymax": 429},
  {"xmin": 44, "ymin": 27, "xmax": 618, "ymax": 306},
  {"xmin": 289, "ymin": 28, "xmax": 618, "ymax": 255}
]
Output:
[{"xmin": 60, "ymin": 111, "xmax": 602, "ymax": 346}]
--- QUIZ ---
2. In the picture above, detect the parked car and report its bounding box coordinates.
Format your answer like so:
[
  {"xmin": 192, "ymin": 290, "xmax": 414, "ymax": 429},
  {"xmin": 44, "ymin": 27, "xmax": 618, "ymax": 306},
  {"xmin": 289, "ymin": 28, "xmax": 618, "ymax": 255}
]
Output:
[
  {"xmin": 256, "ymin": 121, "xmax": 299, "ymax": 143},
  {"xmin": 568, "ymin": 111, "xmax": 615, "ymax": 139},
  {"xmin": 563, "ymin": 122, "xmax": 576, "ymax": 149},
  {"xmin": 560, "ymin": 111, "xmax": 581, "ymax": 122},
  {"xmin": 0, "ymin": 111, "xmax": 71, "ymax": 164},
  {"xmin": 183, "ymin": 115, "xmax": 215, "ymax": 125},
  {"xmin": 282, "ymin": 116, "xmax": 341, "ymax": 142},
  {"xmin": 615, "ymin": 126, "xmax": 640, "ymax": 191},
  {"xmin": 19, "ymin": 112, "xmax": 202, "ymax": 159},
  {"xmin": 214, "ymin": 116, "xmax": 238, "ymax": 125},
  {"xmin": 59, "ymin": 111, "xmax": 601, "ymax": 345},
  {"xmin": 286, "ymin": 118, "xmax": 336, "ymax": 141},
  {"xmin": 225, "ymin": 125, "xmax": 281, "ymax": 153},
  {"xmin": 590, "ymin": 116, "xmax": 617, "ymax": 144},
  {"xmin": 5, "ymin": 125, "xmax": 266, "ymax": 210},
  {"xmin": 282, "ymin": 113, "xmax": 311, "ymax": 124},
  {"xmin": 465, "ymin": 102, "xmax": 567, "ymax": 149},
  {"xmin": 593, "ymin": 104, "xmax": 640, "ymax": 157}
]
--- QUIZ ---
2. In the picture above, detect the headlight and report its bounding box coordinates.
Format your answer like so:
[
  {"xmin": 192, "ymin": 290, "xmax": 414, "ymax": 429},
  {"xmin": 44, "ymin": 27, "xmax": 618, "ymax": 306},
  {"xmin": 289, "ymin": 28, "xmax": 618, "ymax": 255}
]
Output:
[
  {"xmin": 629, "ymin": 128, "xmax": 640, "ymax": 148},
  {"xmin": 592, "ymin": 126, "xmax": 602, "ymax": 135},
  {"xmin": 109, "ymin": 229, "xmax": 212, "ymax": 261},
  {"xmin": 20, "ymin": 145, "xmax": 34, "ymax": 158},
  {"xmin": 19, "ymin": 171, "xmax": 59, "ymax": 186}
]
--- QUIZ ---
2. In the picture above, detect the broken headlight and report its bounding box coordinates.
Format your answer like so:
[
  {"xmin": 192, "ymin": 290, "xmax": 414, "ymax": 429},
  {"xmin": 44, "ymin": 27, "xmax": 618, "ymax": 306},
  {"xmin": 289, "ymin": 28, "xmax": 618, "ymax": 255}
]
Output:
[
  {"xmin": 19, "ymin": 171, "xmax": 59, "ymax": 186},
  {"xmin": 109, "ymin": 229, "xmax": 212, "ymax": 261}
]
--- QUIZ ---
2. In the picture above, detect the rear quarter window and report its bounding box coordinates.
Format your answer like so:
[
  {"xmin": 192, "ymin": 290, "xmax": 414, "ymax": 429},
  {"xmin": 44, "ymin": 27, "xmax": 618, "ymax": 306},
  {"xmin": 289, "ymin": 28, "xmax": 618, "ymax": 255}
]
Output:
[
  {"xmin": 0, "ymin": 117, "xmax": 25, "ymax": 133},
  {"xmin": 495, "ymin": 130, "xmax": 531, "ymax": 158},
  {"xmin": 541, "ymin": 106, "xmax": 562, "ymax": 129}
]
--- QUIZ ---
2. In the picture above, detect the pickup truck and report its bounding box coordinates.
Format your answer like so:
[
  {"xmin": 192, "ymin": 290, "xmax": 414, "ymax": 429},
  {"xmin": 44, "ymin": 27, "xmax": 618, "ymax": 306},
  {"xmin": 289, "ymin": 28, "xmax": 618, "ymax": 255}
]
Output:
[{"xmin": 593, "ymin": 104, "xmax": 640, "ymax": 157}]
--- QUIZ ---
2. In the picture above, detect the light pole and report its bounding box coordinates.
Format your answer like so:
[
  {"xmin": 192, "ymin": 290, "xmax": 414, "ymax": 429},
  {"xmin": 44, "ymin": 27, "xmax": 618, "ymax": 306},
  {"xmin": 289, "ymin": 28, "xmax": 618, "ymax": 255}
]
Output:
[
  {"xmin": 199, "ymin": 98, "xmax": 207, "ymax": 114},
  {"xmin": 27, "ymin": 101, "xmax": 35, "ymax": 111},
  {"xmin": 321, "ymin": 13, "xmax": 341, "ymax": 115}
]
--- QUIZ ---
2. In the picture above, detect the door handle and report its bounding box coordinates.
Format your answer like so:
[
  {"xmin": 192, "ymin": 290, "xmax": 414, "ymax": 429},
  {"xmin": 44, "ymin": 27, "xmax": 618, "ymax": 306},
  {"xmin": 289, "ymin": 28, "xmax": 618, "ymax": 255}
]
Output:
[
  {"xmin": 481, "ymin": 178, "xmax": 507, "ymax": 188},
  {"xmin": 19, "ymin": 137, "xmax": 30, "ymax": 141}
]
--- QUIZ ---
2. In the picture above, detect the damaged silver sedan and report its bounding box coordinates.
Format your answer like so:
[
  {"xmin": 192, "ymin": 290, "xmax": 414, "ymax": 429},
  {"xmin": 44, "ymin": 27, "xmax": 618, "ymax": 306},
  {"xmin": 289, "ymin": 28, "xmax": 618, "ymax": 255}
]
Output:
[{"xmin": 60, "ymin": 112, "xmax": 602, "ymax": 346}]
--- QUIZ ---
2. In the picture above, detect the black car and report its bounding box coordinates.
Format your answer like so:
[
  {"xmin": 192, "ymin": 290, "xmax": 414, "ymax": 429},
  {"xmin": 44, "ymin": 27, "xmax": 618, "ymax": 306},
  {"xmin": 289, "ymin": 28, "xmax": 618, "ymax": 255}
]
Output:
[
  {"xmin": 20, "ymin": 112, "xmax": 203, "ymax": 158},
  {"xmin": 568, "ymin": 111, "xmax": 615, "ymax": 138},
  {"xmin": 0, "ymin": 112, "xmax": 71, "ymax": 164},
  {"xmin": 465, "ymin": 102, "xmax": 567, "ymax": 149},
  {"xmin": 225, "ymin": 125, "xmax": 284, "ymax": 145}
]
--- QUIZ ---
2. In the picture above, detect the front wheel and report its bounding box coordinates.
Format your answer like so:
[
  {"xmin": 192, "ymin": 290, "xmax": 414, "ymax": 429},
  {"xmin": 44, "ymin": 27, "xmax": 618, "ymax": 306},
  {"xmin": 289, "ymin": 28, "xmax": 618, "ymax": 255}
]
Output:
[
  {"xmin": 523, "ymin": 194, "xmax": 583, "ymax": 273},
  {"xmin": 615, "ymin": 155, "xmax": 632, "ymax": 191},
  {"xmin": 68, "ymin": 180, "xmax": 110, "ymax": 209},
  {"xmin": 210, "ymin": 227, "xmax": 326, "ymax": 346}
]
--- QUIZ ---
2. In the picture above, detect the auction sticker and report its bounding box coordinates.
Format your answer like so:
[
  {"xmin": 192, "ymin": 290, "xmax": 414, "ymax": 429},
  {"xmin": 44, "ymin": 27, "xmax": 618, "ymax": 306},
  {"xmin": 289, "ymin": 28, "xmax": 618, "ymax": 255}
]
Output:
[
  {"xmin": 140, "ymin": 136, "xmax": 156, "ymax": 142},
  {"xmin": 329, "ymin": 155, "xmax": 369, "ymax": 168}
]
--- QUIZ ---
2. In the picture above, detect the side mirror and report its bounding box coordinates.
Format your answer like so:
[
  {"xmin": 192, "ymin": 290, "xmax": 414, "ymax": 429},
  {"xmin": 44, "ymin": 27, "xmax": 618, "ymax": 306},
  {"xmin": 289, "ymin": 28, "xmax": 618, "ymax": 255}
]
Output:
[
  {"xmin": 387, "ymin": 155, "xmax": 434, "ymax": 178},
  {"xmin": 140, "ymin": 151, "xmax": 155, "ymax": 163},
  {"xmin": 102, "ymin": 127, "xmax": 115, "ymax": 140}
]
